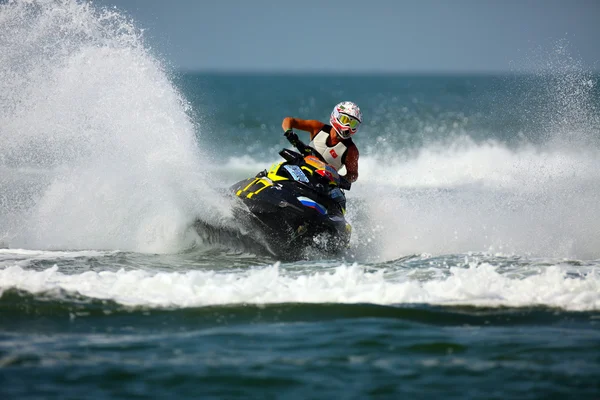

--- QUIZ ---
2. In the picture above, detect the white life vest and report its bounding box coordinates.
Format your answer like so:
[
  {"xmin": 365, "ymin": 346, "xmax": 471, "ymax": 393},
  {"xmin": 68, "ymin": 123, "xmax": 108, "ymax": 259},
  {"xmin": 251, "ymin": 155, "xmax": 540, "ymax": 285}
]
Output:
[{"xmin": 309, "ymin": 129, "xmax": 349, "ymax": 171}]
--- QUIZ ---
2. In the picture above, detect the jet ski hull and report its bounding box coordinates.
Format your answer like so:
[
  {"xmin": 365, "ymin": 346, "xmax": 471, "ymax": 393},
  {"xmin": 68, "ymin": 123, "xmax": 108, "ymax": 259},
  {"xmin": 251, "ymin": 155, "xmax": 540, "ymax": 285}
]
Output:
[{"xmin": 230, "ymin": 173, "xmax": 351, "ymax": 260}]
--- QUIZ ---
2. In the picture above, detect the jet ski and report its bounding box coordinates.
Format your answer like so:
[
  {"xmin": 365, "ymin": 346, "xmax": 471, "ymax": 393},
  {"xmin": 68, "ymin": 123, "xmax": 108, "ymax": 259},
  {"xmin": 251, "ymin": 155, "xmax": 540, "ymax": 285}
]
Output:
[{"xmin": 229, "ymin": 134, "xmax": 352, "ymax": 260}]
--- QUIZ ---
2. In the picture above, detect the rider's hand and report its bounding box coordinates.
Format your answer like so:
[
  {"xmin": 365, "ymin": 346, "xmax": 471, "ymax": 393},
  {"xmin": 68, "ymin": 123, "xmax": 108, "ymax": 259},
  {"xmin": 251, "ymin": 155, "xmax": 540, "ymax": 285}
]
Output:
[{"xmin": 284, "ymin": 129, "xmax": 299, "ymax": 144}]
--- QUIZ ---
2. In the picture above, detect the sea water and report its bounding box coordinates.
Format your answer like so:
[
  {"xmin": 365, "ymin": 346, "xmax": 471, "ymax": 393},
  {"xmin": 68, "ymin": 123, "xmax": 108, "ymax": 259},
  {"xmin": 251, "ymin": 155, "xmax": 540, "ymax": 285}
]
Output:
[{"xmin": 1, "ymin": 1, "xmax": 599, "ymax": 398}]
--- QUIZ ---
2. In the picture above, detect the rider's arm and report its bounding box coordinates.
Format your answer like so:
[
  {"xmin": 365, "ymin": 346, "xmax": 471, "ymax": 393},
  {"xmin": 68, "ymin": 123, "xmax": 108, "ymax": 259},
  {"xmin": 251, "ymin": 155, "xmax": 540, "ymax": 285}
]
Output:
[
  {"xmin": 282, "ymin": 117, "xmax": 324, "ymax": 139},
  {"xmin": 344, "ymin": 145, "xmax": 359, "ymax": 183}
]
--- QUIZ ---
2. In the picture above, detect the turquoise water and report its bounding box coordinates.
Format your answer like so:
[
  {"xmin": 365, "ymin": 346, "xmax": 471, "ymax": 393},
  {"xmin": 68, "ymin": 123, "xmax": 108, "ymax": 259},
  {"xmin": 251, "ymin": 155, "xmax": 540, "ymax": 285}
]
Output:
[{"xmin": 1, "ymin": 1, "xmax": 600, "ymax": 399}]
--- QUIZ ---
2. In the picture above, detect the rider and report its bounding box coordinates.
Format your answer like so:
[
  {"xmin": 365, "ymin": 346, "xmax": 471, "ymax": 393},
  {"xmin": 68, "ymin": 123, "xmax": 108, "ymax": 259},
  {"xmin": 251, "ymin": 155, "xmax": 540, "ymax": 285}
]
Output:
[{"xmin": 281, "ymin": 101, "xmax": 362, "ymax": 183}]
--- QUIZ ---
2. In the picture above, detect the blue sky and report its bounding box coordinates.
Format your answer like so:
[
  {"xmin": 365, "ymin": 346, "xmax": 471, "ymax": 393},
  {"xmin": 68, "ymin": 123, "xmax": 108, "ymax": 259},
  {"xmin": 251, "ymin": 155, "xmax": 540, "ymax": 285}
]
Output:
[{"xmin": 94, "ymin": 0, "xmax": 600, "ymax": 73}]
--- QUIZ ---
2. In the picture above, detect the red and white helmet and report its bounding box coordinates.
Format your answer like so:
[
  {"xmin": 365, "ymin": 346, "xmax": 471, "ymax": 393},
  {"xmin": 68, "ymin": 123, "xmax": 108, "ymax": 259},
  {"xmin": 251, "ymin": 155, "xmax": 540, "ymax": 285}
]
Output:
[{"xmin": 330, "ymin": 101, "xmax": 362, "ymax": 139}]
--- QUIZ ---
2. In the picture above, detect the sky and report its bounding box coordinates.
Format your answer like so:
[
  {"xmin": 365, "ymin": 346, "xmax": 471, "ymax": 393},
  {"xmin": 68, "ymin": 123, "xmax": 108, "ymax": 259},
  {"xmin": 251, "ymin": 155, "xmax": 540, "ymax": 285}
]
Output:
[{"xmin": 93, "ymin": 0, "xmax": 600, "ymax": 73}]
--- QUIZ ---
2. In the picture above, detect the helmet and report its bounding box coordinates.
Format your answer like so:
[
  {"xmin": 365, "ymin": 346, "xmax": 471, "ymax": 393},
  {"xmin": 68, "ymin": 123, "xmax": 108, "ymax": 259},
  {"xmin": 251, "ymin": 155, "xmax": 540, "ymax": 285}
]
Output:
[{"xmin": 330, "ymin": 101, "xmax": 362, "ymax": 140}]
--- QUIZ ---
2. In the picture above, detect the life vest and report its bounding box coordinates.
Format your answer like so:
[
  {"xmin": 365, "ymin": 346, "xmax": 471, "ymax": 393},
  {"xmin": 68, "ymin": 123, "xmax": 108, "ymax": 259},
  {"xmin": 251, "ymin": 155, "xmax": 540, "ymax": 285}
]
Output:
[{"xmin": 309, "ymin": 125, "xmax": 354, "ymax": 171}]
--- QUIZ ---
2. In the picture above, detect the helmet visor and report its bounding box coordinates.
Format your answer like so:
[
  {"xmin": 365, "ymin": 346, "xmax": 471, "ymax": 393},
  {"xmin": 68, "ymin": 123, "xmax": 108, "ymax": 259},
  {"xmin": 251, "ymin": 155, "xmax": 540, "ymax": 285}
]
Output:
[{"xmin": 337, "ymin": 113, "xmax": 360, "ymax": 131}]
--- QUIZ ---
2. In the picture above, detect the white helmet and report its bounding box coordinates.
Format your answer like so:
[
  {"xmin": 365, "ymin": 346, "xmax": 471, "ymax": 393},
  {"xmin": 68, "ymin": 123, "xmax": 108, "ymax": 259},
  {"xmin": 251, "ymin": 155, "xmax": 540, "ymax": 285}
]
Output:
[{"xmin": 330, "ymin": 101, "xmax": 362, "ymax": 139}]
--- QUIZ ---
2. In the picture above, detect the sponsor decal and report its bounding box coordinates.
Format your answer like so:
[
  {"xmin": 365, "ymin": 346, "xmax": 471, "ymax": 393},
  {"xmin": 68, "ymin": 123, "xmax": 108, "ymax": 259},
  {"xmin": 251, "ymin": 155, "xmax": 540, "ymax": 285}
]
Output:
[
  {"xmin": 329, "ymin": 149, "xmax": 338, "ymax": 158},
  {"xmin": 283, "ymin": 165, "xmax": 309, "ymax": 182},
  {"xmin": 316, "ymin": 169, "xmax": 335, "ymax": 181},
  {"xmin": 297, "ymin": 196, "xmax": 327, "ymax": 215}
]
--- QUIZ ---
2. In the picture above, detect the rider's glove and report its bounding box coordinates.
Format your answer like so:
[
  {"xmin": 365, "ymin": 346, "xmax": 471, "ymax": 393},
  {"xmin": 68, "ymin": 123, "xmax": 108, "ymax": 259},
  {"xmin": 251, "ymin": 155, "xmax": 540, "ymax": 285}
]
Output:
[{"xmin": 284, "ymin": 129, "xmax": 299, "ymax": 145}]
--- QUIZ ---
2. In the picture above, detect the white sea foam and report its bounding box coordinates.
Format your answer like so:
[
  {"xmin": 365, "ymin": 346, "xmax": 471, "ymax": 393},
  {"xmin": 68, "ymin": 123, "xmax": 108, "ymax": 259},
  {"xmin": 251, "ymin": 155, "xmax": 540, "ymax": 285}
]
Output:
[
  {"xmin": 0, "ymin": 262, "xmax": 598, "ymax": 311},
  {"xmin": 0, "ymin": 0, "xmax": 235, "ymax": 253},
  {"xmin": 349, "ymin": 141, "xmax": 600, "ymax": 261},
  {"xmin": 0, "ymin": 249, "xmax": 113, "ymax": 259}
]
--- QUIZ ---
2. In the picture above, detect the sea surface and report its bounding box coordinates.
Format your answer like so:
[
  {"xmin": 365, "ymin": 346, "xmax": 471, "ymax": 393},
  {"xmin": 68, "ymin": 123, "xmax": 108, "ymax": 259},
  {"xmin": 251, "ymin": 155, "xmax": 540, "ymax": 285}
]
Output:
[{"xmin": 1, "ymin": 1, "xmax": 600, "ymax": 399}]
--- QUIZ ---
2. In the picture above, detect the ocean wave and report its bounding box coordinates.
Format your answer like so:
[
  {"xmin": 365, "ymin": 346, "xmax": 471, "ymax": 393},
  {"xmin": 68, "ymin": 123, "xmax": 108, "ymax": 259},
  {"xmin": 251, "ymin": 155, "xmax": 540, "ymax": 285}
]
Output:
[{"xmin": 1, "ymin": 262, "xmax": 598, "ymax": 311}]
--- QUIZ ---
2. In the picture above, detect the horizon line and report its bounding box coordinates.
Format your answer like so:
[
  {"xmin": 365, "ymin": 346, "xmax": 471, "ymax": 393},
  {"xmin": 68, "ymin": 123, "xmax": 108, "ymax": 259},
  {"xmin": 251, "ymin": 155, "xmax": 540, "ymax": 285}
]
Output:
[{"xmin": 172, "ymin": 68, "xmax": 600, "ymax": 77}]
